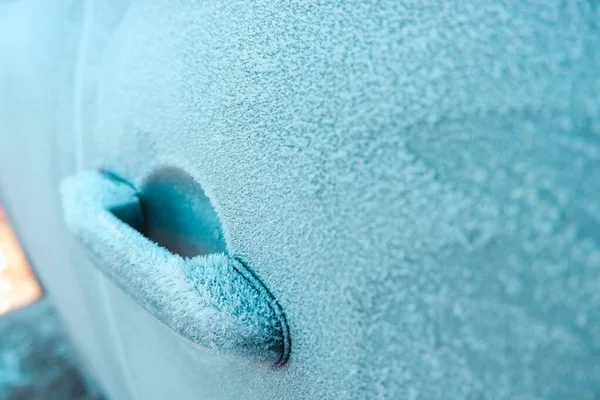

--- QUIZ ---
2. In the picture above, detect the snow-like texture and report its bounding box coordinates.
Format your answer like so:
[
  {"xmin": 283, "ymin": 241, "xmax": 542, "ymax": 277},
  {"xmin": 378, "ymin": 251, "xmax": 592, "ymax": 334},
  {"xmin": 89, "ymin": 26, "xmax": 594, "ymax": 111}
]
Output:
[
  {"xmin": 0, "ymin": 0, "xmax": 599, "ymax": 399},
  {"xmin": 60, "ymin": 171, "xmax": 289, "ymax": 365}
]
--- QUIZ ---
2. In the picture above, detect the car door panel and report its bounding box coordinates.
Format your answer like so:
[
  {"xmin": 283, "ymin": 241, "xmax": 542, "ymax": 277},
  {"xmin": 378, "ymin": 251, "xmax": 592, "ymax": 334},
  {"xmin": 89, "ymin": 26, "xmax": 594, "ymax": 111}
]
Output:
[{"xmin": 1, "ymin": 0, "xmax": 600, "ymax": 399}]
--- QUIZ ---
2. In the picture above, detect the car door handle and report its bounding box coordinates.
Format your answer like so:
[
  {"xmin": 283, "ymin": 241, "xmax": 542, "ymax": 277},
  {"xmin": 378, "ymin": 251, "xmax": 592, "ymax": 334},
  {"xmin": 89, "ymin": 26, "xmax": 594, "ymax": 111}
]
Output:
[{"xmin": 60, "ymin": 170, "xmax": 290, "ymax": 365}]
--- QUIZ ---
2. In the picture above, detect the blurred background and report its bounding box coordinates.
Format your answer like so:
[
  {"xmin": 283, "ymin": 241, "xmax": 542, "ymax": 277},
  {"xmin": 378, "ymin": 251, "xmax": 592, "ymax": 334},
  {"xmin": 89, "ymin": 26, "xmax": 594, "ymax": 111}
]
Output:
[{"xmin": 0, "ymin": 205, "xmax": 104, "ymax": 400}]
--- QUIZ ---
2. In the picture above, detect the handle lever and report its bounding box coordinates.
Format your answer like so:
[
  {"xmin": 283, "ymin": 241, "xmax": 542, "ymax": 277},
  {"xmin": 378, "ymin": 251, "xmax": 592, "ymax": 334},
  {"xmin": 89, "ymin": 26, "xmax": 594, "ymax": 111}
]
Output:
[{"xmin": 60, "ymin": 171, "xmax": 290, "ymax": 365}]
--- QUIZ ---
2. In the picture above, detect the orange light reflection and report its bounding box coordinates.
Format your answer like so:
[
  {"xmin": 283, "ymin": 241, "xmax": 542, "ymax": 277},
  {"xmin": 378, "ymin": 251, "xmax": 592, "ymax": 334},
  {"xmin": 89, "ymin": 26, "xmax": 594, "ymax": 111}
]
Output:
[{"xmin": 0, "ymin": 206, "xmax": 42, "ymax": 314}]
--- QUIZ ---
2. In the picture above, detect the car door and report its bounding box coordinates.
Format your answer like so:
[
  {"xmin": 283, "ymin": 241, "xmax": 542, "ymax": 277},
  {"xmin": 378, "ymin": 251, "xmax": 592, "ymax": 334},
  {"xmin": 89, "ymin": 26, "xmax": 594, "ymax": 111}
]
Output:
[{"xmin": 2, "ymin": 1, "xmax": 600, "ymax": 399}]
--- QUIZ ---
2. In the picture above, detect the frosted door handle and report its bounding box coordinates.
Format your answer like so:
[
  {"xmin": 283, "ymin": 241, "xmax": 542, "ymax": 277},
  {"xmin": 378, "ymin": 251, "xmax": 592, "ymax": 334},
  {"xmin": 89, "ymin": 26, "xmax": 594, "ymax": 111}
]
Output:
[{"xmin": 60, "ymin": 171, "xmax": 290, "ymax": 365}]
